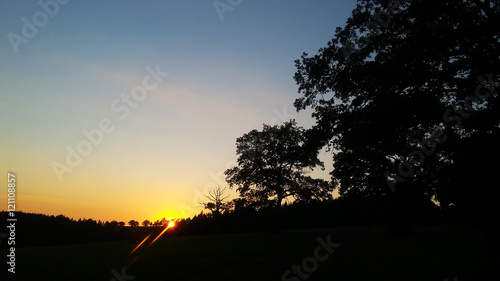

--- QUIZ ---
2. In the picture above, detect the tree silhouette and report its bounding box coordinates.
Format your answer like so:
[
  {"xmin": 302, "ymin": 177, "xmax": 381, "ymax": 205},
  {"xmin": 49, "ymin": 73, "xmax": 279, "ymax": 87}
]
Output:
[
  {"xmin": 142, "ymin": 219, "xmax": 151, "ymax": 227},
  {"xmin": 200, "ymin": 186, "xmax": 232, "ymax": 216},
  {"xmin": 128, "ymin": 220, "xmax": 139, "ymax": 227},
  {"xmin": 225, "ymin": 120, "xmax": 333, "ymax": 209},
  {"xmin": 293, "ymin": 0, "xmax": 499, "ymax": 217}
]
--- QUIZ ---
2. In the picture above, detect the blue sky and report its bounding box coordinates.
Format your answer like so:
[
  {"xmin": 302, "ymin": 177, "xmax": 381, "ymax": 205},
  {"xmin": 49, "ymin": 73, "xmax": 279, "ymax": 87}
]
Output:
[{"xmin": 0, "ymin": 0, "xmax": 357, "ymax": 222}]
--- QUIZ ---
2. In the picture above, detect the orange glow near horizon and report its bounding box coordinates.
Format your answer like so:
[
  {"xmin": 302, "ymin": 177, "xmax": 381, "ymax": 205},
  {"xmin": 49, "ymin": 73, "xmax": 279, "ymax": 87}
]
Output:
[
  {"xmin": 0, "ymin": 188, "xmax": 196, "ymax": 224},
  {"xmin": 148, "ymin": 216, "xmax": 180, "ymax": 247},
  {"xmin": 124, "ymin": 217, "xmax": 181, "ymax": 269}
]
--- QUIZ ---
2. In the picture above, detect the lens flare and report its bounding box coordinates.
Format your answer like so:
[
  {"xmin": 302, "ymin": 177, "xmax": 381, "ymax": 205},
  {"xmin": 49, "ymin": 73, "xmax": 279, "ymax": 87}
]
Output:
[
  {"xmin": 125, "ymin": 216, "xmax": 181, "ymax": 269},
  {"xmin": 128, "ymin": 234, "xmax": 150, "ymax": 256},
  {"xmin": 148, "ymin": 216, "xmax": 180, "ymax": 247}
]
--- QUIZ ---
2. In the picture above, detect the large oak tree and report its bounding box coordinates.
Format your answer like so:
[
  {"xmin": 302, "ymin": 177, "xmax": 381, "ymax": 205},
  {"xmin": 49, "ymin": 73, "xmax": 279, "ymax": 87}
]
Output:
[
  {"xmin": 294, "ymin": 0, "xmax": 499, "ymax": 218},
  {"xmin": 225, "ymin": 120, "xmax": 333, "ymax": 209}
]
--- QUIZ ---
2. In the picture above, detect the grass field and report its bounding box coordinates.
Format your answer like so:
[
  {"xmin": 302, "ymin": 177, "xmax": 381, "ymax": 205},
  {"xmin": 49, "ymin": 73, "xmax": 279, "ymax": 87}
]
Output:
[{"xmin": 1, "ymin": 224, "xmax": 494, "ymax": 281}]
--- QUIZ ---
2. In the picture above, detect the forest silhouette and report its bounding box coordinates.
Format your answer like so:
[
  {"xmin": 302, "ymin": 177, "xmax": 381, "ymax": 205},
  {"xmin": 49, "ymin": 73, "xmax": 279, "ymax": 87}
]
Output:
[
  {"xmin": 1, "ymin": 0, "xmax": 498, "ymax": 280},
  {"xmin": 3, "ymin": 0, "xmax": 498, "ymax": 259}
]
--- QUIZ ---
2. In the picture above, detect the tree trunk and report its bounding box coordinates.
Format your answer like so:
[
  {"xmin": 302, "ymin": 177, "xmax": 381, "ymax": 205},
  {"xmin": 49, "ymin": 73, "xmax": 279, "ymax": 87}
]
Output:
[{"xmin": 276, "ymin": 190, "xmax": 283, "ymax": 208}]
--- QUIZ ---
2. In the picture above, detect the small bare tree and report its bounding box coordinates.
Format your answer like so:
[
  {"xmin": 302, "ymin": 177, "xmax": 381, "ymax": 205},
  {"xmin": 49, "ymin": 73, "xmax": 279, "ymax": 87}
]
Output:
[{"xmin": 200, "ymin": 186, "xmax": 232, "ymax": 216}]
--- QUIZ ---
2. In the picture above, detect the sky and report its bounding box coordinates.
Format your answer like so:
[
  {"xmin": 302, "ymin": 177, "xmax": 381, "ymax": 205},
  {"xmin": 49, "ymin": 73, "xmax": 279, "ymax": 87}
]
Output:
[{"xmin": 0, "ymin": 0, "xmax": 357, "ymax": 223}]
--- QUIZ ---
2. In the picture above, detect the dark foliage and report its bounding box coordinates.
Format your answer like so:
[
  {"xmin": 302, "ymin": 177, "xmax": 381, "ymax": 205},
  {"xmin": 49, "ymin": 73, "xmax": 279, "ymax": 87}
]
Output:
[
  {"xmin": 225, "ymin": 120, "xmax": 333, "ymax": 209},
  {"xmin": 1, "ymin": 195, "xmax": 445, "ymax": 248},
  {"xmin": 293, "ymin": 0, "xmax": 499, "ymax": 222}
]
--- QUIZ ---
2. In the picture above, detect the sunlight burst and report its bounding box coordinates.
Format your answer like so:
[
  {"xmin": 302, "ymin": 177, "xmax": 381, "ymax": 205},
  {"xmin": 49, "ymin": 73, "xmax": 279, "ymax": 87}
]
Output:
[{"xmin": 148, "ymin": 216, "xmax": 180, "ymax": 247}]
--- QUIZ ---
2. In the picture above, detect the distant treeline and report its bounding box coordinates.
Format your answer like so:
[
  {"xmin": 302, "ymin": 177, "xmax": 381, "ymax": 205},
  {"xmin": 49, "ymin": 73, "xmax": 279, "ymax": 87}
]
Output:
[
  {"xmin": 0, "ymin": 211, "xmax": 140, "ymax": 248},
  {"xmin": 0, "ymin": 195, "xmax": 459, "ymax": 248}
]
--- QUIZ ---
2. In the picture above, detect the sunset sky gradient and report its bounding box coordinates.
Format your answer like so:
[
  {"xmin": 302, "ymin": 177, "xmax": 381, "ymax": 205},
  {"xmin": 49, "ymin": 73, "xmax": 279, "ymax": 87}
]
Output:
[{"xmin": 0, "ymin": 0, "xmax": 355, "ymax": 222}]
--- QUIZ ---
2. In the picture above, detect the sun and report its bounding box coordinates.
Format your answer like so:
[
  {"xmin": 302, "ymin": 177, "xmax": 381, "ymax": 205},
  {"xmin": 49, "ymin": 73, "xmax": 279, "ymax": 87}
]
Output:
[{"xmin": 167, "ymin": 221, "xmax": 175, "ymax": 228}]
